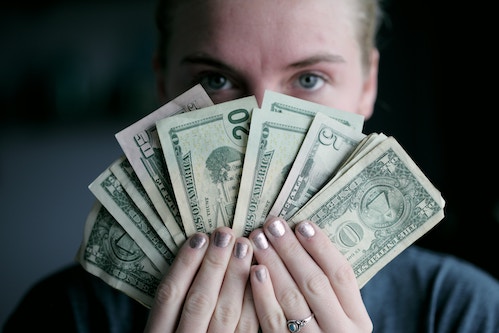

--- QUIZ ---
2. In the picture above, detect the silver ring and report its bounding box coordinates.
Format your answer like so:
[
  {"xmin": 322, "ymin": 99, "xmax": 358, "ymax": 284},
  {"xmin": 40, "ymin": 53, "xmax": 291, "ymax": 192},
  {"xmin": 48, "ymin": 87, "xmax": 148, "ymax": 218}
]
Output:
[{"xmin": 287, "ymin": 313, "xmax": 314, "ymax": 332}]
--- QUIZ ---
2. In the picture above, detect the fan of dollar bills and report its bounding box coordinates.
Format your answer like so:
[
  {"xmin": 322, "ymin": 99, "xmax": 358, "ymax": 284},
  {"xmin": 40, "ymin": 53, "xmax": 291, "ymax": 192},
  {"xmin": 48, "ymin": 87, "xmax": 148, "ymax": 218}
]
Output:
[{"xmin": 76, "ymin": 84, "xmax": 445, "ymax": 307}]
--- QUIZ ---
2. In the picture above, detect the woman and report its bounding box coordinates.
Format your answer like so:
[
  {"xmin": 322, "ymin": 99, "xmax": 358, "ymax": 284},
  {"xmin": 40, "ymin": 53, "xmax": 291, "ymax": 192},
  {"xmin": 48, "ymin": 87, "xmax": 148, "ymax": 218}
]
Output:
[{"xmin": 4, "ymin": 0, "xmax": 499, "ymax": 332}]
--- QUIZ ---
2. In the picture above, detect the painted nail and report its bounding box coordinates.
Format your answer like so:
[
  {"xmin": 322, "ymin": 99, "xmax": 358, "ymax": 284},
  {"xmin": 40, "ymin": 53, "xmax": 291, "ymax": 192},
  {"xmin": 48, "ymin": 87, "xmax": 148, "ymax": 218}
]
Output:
[
  {"xmin": 298, "ymin": 222, "xmax": 315, "ymax": 238},
  {"xmin": 252, "ymin": 231, "xmax": 269, "ymax": 250},
  {"xmin": 189, "ymin": 234, "xmax": 206, "ymax": 249},
  {"xmin": 214, "ymin": 231, "xmax": 232, "ymax": 248},
  {"xmin": 256, "ymin": 267, "xmax": 267, "ymax": 282},
  {"xmin": 234, "ymin": 241, "xmax": 249, "ymax": 259},
  {"xmin": 268, "ymin": 218, "xmax": 285, "ymax": 238}
]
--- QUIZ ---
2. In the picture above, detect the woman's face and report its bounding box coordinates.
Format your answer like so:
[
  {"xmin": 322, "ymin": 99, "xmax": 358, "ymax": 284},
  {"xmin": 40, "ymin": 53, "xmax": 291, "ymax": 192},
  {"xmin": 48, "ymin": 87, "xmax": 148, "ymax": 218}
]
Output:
[{"xmin": 158, "ymin": 0, "xmax": 378, "ymax": 119}]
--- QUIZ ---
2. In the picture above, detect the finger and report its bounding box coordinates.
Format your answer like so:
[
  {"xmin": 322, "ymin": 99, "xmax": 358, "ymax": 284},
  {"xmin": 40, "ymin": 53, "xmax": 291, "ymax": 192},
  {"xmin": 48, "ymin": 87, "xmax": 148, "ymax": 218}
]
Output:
[
  {"xmin": 295, "ymin": 220, "xmax": 371, "ymax": 326},
  {"xmin": 250, "ymin": 227, "xmax": 319, "ymax": 331},
  {"xmin": 235, "ymin": 281, "xmax": 260, "ymax": 333},
  {"xmin": 208, "ymin": 237, "xmax": 253, "ymax": 332},
  {"xmin": 144, "ymin": 232, "xmax": 209, "ymax": 333},
  {"xmin": 262, "ymin": 217, "xmax": 339, "ymax": 324},
  {"xmin": 176, "ymin": 227, "xmax": 235, "ymax": 332},
  {"xmin": 249, "ymin": 265, "xmax": 287, "ymax": 333}
]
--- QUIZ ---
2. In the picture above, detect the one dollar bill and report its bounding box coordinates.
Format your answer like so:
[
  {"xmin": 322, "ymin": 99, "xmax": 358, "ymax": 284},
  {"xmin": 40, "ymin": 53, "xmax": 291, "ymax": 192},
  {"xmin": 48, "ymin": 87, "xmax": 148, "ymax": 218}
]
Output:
[
  {"xmin": 289, "ymin": 136, "xmax": 445, "ymax": 288},
  {"xmin": 110, "ymin": 155, "xmax": 179, "ymax": 255},
  {"xmin": 88, "ymin": 159, "xmax": 175, "ymax": 274},
  {"xmin": 77, "ymin": 201, "xmax": 161, "ymax": 308}
]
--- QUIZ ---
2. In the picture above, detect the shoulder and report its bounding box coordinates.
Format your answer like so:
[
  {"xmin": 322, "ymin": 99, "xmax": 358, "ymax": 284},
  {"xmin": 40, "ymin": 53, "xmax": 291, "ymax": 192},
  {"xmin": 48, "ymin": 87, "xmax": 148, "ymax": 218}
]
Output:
[
  {"xmin": 3, "ymin": 263, "xmax": 149, "ymax": 332},
  {"xmin": 7, "ymin": 263, "xmax": 121, "ymax": 306},
  {"xmin": 368, "ymin": 245, "xmax": 499, "ymax": 289},
  {"xmin": 362, "ymin": 245, "xmax": 499, "ymax": 332}
]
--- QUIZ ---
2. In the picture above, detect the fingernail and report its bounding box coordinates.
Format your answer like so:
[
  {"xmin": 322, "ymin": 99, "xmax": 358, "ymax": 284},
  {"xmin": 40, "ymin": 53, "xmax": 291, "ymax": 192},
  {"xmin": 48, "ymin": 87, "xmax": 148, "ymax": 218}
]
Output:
[
  {"xmin": 189, "ymin": 234, "xmax": 206, "ymax": 249},
  {"xmin": 298, "ymin": 222, "xmax": 315, "ymax": 238},
  {"xmin": 234, "ymin": 241, "xmax": 248, "ymax": 259},
  {"xmin": 252, "ymin": 231, "xmax": 269, "ymax": 250},
  {"xmin": 256, "ymin": 267, "xmax": 267, "ymax": 282},
  {"xmin": 268, "ymin": 218, "xmax": 285, "ymax": 238},
  {"xmin": 214, "ymin": 231, "xmax": 232, "ymax": 248}
]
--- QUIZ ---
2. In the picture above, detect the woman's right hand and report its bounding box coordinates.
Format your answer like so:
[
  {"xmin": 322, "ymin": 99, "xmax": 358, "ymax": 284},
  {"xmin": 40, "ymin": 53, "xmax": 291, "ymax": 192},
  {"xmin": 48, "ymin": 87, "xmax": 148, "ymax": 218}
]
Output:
[
  {"xmin": 249, "ymin": 217, "xmax": 373, "ymax": 333},
  {"xmin": 143, "ymin": 226, "xmax": 258, "ymax": 333}
]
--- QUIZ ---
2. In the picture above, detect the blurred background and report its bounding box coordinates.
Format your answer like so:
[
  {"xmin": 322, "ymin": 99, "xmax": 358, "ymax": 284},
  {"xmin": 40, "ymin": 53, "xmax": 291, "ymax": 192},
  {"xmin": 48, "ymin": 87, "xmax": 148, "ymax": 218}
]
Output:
[{"xmin": 1, "ymin": 0, "xmax": 498, "ymax": 328}]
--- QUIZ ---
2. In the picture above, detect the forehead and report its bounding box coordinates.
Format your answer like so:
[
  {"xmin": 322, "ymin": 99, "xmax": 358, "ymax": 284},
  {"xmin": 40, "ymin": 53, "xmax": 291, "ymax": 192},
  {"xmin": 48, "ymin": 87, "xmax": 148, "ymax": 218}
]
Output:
[{"xmin": 168, "ymin": 0, "xmax": 358, "ymax": 68}]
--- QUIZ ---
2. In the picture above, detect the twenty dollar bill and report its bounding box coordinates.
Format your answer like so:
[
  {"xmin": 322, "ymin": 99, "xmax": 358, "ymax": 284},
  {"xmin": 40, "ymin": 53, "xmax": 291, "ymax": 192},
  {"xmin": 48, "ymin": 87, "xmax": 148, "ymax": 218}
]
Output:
[{"xmin": 157, "ymin": 96, "xmax": 258, "ymax": 236}]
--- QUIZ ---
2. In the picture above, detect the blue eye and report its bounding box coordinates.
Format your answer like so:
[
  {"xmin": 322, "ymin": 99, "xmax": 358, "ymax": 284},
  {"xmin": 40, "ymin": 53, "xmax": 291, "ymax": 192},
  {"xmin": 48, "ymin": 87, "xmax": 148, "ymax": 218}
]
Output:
[
  {"xmin": 297, "ymin": 73, "xmax": 325, "ymax": 90},
  {"xmin": 199, "ymin": 73, "xmax": 233, "ymax": 92}
]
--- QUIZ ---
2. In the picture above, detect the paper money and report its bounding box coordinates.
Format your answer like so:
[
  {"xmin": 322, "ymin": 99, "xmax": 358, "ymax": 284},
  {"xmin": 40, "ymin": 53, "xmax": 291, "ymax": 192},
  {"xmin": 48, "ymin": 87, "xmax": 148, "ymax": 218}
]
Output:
[
  {"xmin": 115, "ymin": 85, "xmax": 214, "ymax": 246},
  {"xmin": 89, "ymin": 159, "xmax": 175, "ymax": 274},
  {"xmin": 231, "ymin": 108, "xmax": 311, "ymax": 237},
  {"xmin": 77, "ymin": 201, "xmax": 161, "ymax": 308},
  {"xmin": 110, "ymin": 155, "xmax": 179, "ymax": 254},
  {"xmin": 269, "ymin": 112, "xmax": 366, "ymax": 220},
  {"xmin": 332, "ymin": 132, "xmax": 388, "ymax": 181},
  {"xmin": 157, "ymin": 96, "xmax": 258, "ymax": 236},
  {"xmin": 79, "ymin": 89, "xmax": 445, "ymax": 306},
  {"xmin": 289, "ymin": 136, "xmax": 445, "ymax": 287},
  {"xmin": 262, "ymin": 90, "xmax": 365, "ymax": 132}
]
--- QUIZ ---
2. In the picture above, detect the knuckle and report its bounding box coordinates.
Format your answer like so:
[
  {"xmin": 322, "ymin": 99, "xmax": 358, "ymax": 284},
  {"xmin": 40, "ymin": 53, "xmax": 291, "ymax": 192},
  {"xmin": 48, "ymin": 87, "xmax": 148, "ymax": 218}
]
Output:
[
  {"xmin": 285, "ymin": 239, "xmax": 302, "ymax": 256},
  {"xmin": 279, "ymin": 287, "xmax": 304, "ymax": 309},
  {"xmin": 211, "ymin": 303, "xmax": 240, "ymax": 327},
  {"xmin": 205, "ymin": 252, "xmax": 229, "ymax": 270},
  {"xmin": 183, "ymin": 290, "xmax": 212, "ymax": 317},
  {"xmin": 153, "ymin": 276, "xmax": 179, "ymax": 305},
  {"xmin": 259, "ymin": 311, "xmax": 286, "ymax": 332},
  {"xmin": 333, "ymin": 261, "xmax": 356, "ymax": 285},
  {"xmin": 235, "ymin": 316, "xmax": 258, "ymax": 332},
  {"xmin": 304, "ymin": 272, "xmax": 331, "ymax": 297}
]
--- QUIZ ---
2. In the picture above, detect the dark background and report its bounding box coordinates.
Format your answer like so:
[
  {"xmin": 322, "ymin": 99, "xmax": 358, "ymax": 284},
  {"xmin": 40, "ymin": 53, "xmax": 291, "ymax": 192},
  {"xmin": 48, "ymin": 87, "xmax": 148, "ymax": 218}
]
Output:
[{"xmin": 1, "ymin": 0, "xmax": 498, "ymax": 327}]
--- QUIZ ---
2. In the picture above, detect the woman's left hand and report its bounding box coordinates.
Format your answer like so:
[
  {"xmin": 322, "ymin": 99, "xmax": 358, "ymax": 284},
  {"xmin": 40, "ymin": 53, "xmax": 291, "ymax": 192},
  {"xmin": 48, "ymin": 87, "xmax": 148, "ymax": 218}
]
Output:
[{"xmin": 249, "ymin": 216, "xmax": 373, "ymax": 333}]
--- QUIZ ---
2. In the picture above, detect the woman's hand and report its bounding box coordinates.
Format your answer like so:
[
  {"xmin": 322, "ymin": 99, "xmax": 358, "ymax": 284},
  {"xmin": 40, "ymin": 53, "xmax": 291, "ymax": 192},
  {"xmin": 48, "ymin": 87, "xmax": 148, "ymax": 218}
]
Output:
[
  {"xmin": 144, "ymin": 226, "xmax": 258, "ymax": 333},
  {"xmin": 249, "ymin": 217, "xmax": 373, "ymax": 332}
]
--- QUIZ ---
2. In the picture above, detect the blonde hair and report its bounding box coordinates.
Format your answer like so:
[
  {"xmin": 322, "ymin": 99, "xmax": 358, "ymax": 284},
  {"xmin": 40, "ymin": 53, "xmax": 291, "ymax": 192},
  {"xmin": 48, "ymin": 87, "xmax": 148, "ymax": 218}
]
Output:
[{"xmin": 355, "ymin": 0, "xmax": 383, "ymax": 69}]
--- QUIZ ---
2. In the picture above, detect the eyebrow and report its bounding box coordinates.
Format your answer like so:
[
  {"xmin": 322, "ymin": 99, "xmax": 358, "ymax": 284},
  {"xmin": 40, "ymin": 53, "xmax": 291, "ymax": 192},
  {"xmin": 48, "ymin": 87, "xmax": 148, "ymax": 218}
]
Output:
[
  {"xmin": 181, "ymin": 53, "xmax": 234, "ymax": 71},
  {"xmin": 287, "ymin": 54, "xmax": 346, "ymax": 69},
  {"xmin": 181, "ymin": 52, "xmax": 346, "ymax": 71}
]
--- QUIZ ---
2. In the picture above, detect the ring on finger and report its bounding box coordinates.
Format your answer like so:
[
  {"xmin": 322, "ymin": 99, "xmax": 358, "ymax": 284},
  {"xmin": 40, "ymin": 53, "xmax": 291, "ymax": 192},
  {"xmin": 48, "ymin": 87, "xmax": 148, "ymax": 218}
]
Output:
[{"xmin": 287, "ymin": 313, "xmax": 314, "ymax": 332}]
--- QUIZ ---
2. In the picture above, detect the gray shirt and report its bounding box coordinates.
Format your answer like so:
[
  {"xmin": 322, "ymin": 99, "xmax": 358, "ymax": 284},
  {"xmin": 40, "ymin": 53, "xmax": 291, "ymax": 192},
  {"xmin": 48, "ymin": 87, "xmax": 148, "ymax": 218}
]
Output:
[{"xmin": 4, "ymin": 246, "xmax": 499, "ymax": 333}]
